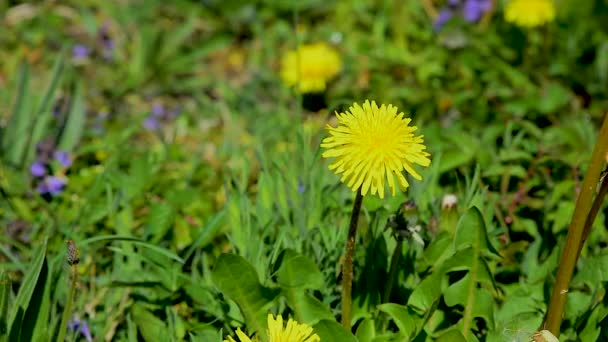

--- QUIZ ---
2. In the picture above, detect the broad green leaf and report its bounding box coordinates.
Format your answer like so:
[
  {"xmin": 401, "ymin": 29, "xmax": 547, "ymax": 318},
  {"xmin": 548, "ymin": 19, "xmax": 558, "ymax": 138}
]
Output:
[
  {"xmin": 283, "ymin": 292, "xmax": 334, "ymax": 326},
  {"xmin": 8, "ymin": 238, "xmax": 47, "ymax": 341},
  {"xmin": 377, "ymin": 303, "xmax": 417, "ymax": 338},
  {"xmin": 212, "ymin": 254, "xmax": 279, "ymax": 338},
  {"xmin": 444, "ymin": 207, "xmax": 497, "ymax": 338},
  {"xmin": 131, "ymin": 304, "xmax": 171, "ymax": 342},
  {"xmin": 355, "ymin": 318, "xmax": 375, "ymax": 342},
  {"xmin": 190, "ymin": 330, "xmax": 222, "ymax": 342},
  {"xmin": 419, "ymin": 232, "xmax": 453, "ymax": 270},
  {"xmin": 276, "ymin": 249, "xmax": 323, "ymax": 289},
  {"xmin": 435, "ymin": 329, "xmax": 467, "ymax": 342},
  {"xmin": 443, "ymin": 274, "xmax": 495, "ymax": 328},
  {"xmin": 312, "ymin": 319, "xmax": 357, "ymax": 342},
  {"xmin": 453, "ymin": 206, "xmax": 498, "ymax": 256},
  {"xmin": 407, "ymin": 271, "xmax": 442, "ymax": 315}
]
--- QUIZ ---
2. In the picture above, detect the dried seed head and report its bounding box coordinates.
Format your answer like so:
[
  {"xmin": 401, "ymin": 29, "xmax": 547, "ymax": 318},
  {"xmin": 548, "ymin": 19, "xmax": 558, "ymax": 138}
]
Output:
[{"xmin": 66, "ymin": 240, "xmax": 80, "ymax": 266}]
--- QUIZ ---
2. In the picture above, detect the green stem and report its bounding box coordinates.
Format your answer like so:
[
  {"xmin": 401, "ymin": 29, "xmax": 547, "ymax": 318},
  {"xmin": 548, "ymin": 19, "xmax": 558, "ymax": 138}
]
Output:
[
  {"xmin": 576, "ymin": 173, "xmax": 608, "ymax": 261},
  {"xmin": 57, "ymin": 265, "xmax": 78, "ymax": 342},
  {"xmin": 379, "ymin": 238, "xmax": 403, "ymax": 333},
  {"xmin": 543, "ymin": 114, "xmax": 608, "ymax": 336},
  {"xmin": 382, "ymin": 239, "xmax": 402, "ymax": 304},
  {"xmin": 341, "ymin": 190, "xmax": 363, "ymax": 330}
]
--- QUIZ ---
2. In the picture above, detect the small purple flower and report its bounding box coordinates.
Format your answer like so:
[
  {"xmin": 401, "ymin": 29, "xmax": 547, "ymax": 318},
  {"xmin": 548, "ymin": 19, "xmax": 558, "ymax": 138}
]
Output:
[
  {"xmin": 151, "ymin": 103, "xmax": 165, "ymax": 117},
  {"xmin": 143, "ymin": 116, "xmax": 160, "ymax": 131},
  {"xmin": 434, "ymin": 9, "xmax": 454, "ymax": 31},
  {"xmin": 448, "ymin": 0, "xmax": 461, "ymax": 6},
  {"xmin": 463, "ymin": 0, "xmax": 491, "ymax": 22},
  {"xmin": 297, "ymin": 181, "xmax": 305, "ymax": 194},
  {"xmin": 68, "ymin": 316, "xmax": 93, "ymax": 342},
  {"xmin": 54, "ymin": 151, "xmax": 72, "ymax": 168},
  {"xmin": 30, "ymin": 161, "xmax": 47, "ymax": 178},
  {"xmin": 99, "ymin": 24, "xmax": 114, "ymax": 60},
  {"xmin": 37, "ymin": 176, "xmax": 67, "ymax": 196},
  {"xmin": 72, "ymin": 44, "xmax": 90, "ymax": 59}
]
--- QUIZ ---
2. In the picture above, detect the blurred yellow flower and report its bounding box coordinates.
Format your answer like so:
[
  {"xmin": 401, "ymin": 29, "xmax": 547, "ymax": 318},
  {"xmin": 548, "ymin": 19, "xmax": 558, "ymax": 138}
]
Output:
[
  {"xmin": 280, "ymin": 43, "xmax": 341, "ymax": 93},
  {"xmin": 505, "ymin": 0, "xmax": 555, "ymax": 28},
  {"xmin": 224, "ymin": 314, "xmax": 319, "ymax": 342},
  {"xmin": 321, "ymin": 100, "xmax": 430, "ymax": 199}
]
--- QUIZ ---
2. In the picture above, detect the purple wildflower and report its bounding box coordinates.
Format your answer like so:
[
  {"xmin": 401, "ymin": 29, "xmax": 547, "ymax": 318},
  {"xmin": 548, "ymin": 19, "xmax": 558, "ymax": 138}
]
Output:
[
  {"xmin": 297, "ymin": 180, "xmax": 305, "ymax": 194},
  {"xmin": 68, "ymin": 316, "xmax": 93, "ymax": 342},
  {"xmin": 143, "ymin": 116, "xmax": 160, "ymax": 131},
  {"xmin": 54, "ymin": 151, "xmax": 72, "ymax": 168},
  {"xmin": 463, "ymin": 0, "xmax": 492, "ymax": 22},
  {"xmin": 30, "ymin": 161, "xmax": 47, "ymax": 178},
  {"xmin": 99, "ymin": 24, "xmax": 115, "ymax": 60},
  {"xmin": 151, "ymin": 103, "xmax": 165, "ymax": 117},
  {"xmin": 448, "ymin": 0, "xmax": 461, "ymax": 6},
  {"xmin": 37, "ymin": 176, "xmax": 67, "ymax": 196},
  {"xmin": 434, "ymin": 9, "xmax": 454, "ymax": 31},
  {"xmin": 72, "ymin": 44, "xmax": 90, "ymax": 60}
]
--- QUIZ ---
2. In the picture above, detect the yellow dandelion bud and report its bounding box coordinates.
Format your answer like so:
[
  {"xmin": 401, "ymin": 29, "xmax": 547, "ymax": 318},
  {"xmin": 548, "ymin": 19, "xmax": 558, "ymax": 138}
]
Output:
[
  {"xmin": 505, "ymin": 0, "xmax": 556, "ymax": 28},
  {"xmin": 280, "ymin": 43, "xmax": 341, "ymax": 93},
  {"xmin": 321, "ymin": 100, "xmax": 431, "ymax": 199}
]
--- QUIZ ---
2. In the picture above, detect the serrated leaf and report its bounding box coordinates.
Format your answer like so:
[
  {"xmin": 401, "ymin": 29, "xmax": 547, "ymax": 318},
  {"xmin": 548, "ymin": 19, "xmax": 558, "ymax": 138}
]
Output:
[
  {"xmin": 212, "ymin": 254, "xmax": 279, "ymax": 338},
  {"xmin": 377, "ymin": 303, "xmax": 418, "ymax": 338},
  {"xmin": 443, "ymin": 274, "xmax": 495, "ymax": 328},
  {"xmin": 407, "ymin": 271, "xmax": 442, "ymax": 315},
  {"xmin": 131, "ymin": 304, "xmax": 171, "ymax": 342},
  {"xmin": 355, "ymin": 318, "xmax": 375, "ymax": 342},
  {"xmin": 444, "ymin": 207, "xmax": 497, "ymax": 338},
  {"xmin": 145, "ymin": 202, "xmax": 176, "ymax": 243}
]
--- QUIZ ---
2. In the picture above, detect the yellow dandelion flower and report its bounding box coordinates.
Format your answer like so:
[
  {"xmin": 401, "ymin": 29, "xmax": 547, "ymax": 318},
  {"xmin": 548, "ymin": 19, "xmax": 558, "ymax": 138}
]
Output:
[
  {"xmin": 224, "ymin": 314, "xmax": 320, "ymax": 342},
  {"xmin": 321, "ymin": 100, "xmax": 431, "ymax": 199},
  {"xmin": 280, "ymin": 43, "xmax": 341, "ymax": 93},
  {"xmin": 504, "ymin": 0, "xmax": 555, "ymax": 28},
  {"xmin": 224, "ymin": 328, "xmax": 256, "ymax": 342}
]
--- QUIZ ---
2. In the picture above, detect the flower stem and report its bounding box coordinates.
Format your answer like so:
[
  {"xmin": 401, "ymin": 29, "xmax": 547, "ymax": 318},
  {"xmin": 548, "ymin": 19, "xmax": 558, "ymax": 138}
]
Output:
[
  {"xmin": 341, "ymin": 190, "xmax": 363, "ymax": 330},
  {"xmin": 543, "ymin": 114, "xmax": 608, "ymax": 336},
  {"xmin": 57, "ymin": 265, "xmax": 78, "ymax": 342},
  {"xmin": 577, "ymin": 172, "xmax": 608, "ymax": 260}
]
